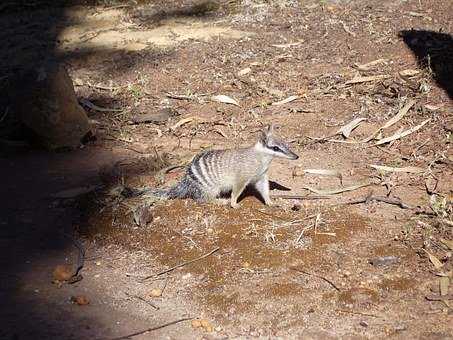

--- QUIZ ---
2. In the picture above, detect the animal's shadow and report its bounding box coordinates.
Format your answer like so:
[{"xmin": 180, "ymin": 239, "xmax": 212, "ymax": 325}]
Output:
[{"xmin": 236, "ymin": 180, "xmax": 291, "ymax": 205}]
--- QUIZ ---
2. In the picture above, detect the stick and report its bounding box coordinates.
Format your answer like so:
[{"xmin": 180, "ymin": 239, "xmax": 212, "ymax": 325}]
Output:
[
  {"xmin": 271, "ymin": 194, "xmax": 332, "ymax": 200},
  {"xmin": 125, "ymin": 292, "xmax": 159, "ymax": 310},
  {"xmin": 60, "ymin": 232, "xmax": 85, "ymax": 278},
  {"xmin": 142, "ymin": 247, "xmax": 220, "ymax": 280},
  {"xmin": 336, "ymin": 309, "xmax": 379, "ymax": 318},
  {"xmin": 101, "ymin": 318, "xmax": 192, "ymax": 340},
  {"xmin": 291, "ymin": 267, "xmax": 341, "ymax": 291},
  {"xmin": 339, "ymin": 195, "xmax": 414, "ymax": 209}
]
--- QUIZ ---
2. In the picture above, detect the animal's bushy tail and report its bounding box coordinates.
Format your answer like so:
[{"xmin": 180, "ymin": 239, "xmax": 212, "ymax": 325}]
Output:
[{"xmin": 122, "ymin": 177, "xmax": 192, "ymax": 200}]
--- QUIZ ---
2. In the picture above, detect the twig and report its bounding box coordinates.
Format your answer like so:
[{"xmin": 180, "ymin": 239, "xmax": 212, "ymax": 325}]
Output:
[
  {"xmin": 60, "ymin": 232, "xmax": 85, "ymax": 278},
  {"xmin": 166, "ymin": 92, "xmax": 194, "ymax": 101},
  {"xmin": 338, "ymin": 195, "xmax": 414, "ymax": 209},
  {"xmin": 336, "ymin": 309, "xmax": 379, "ymax": 318},
  {"xmin": 340, "ymin": 20, "xmax": 356, "ymax": 37},
  {"xmin": 100, "ymin": 317, "xmax": 192, "ymax": 340},
  {"xmin": 87, "ymin": 82, "xmax": 123, "ymax": 91},
  {"xmin": 125, "ymin": 292, "xmax": 159, "ymax": 310},
  {"xmin": 142, "ymin": 247, "xmax": 220, "ymax": 280},
  {"xmin": 0, "ymin": 106, "xmax": 9, "ymax": 123},
  {"xmin": 291, "ymin": 267, "xmax": 341, "ymax": 291},
  {"xmin": 271, "ymin": 194, "xmax": 332, "ymax": 200}
]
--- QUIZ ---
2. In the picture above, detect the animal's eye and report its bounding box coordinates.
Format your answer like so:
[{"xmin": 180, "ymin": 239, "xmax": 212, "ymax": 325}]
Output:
[{"xmin": 271, "ymin": 146, "xmax": 281, "ymax": 152}]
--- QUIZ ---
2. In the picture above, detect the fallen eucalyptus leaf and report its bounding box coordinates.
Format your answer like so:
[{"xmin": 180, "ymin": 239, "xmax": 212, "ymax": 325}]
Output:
[
  {"xmin": 440, "ymin": 238, "xmax": 453, "ymax": 250},
  {"xmin": 271, "ymin": 95, "xmax": 299, "ymax": 106},
  {"xmin": 237, "ymin": 67, "xmax": 252, "ymax": 76},
  {"xmin": 369, "ymin": 164, "xmax": 425, "ymax": 174},
  {"xmin": 337, "ymin": 117, "xmax": 366, "ymax": 138},
  {"xmin": 373, "ymin": 119, "xmax": 430, "ymax": 146},
  {"xmin": 171, "ymin": 117, "xmax": 195, "ymax": 130},
  {"xmin": 382, "ymin": 100, "xmax": 416, "ymax": 130},
  {"xmin": 211, "ymin": 95, "xmax": 240, "ymax": 106},
  {"xmin": 355, "ymin": 59, "xmax": 388, "ymax": 71},
  {"xmin": 345, "ymin": 74, "xmax": 391, "ymax": 85},
  {"xmin": 303, "ymin": 181, "xmax": 371, "ymax": 195},
  {"xmin": 440, "ymin": 276, "xmax": 450, "ymax": 296},
  {"xmin": 302, "ymin": 169, "xmax": 343, "ymax": 184},
  {"xmin": 423, "ymin": 249, "xmax": 443, "ymax": 270}
]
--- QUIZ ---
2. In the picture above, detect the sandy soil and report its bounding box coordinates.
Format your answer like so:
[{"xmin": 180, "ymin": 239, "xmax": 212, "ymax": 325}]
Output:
[{"xmin": 1, "ymin": 0, "xmax": 452, "ymax": 339}]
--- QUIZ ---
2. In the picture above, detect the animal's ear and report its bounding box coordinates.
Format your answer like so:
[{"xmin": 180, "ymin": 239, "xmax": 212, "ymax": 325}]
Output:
[
  {"xmin": 266, "ymin": 124, "xmax": 274, "ymax": 135},
  {"xmin": 260, "ymin": 124, "xmax": 274, "ymax": 144}
]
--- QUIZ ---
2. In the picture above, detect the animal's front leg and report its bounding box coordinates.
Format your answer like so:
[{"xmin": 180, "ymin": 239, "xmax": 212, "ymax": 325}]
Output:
[
  {"xmin": 255, "ymin": 174, "xmax": 272, "ymax": 206},
  {"xmin": 230, "ymin": 180, "xmax": 247, "ymax": 208}
]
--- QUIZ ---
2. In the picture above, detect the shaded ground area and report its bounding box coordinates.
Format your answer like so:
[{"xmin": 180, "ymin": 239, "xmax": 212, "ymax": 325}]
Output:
[{"xmin": 1, "ymin": 0, "xmax": 452, "ymax": 339}]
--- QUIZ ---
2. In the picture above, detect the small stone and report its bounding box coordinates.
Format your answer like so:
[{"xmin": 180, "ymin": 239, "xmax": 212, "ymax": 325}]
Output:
[
  {"xmin": 149, "ymin": 288, "xmax": 162, "ymax": 297},
  {"xmin": 71, "ymin": 295, "xmax": 90, "ymax": 305},
  {"xmin": 182, "ymin": 273, "xmax": 192, "ymax": 280},
  {"xmin": 53, "ymin": 265, "xmax": 73, "ymax": 281},
  {"xmin": 359, "ymin": 321, "xmax": 368, "ymax": 327},
  {"xmin": 200, "ymin": 319, "xmax": 214, "ymax": 332},
  {"xmin": 191, "ymin": 319, "xmax": 202, "ymax": 328},
  {"xmin": 369, "ymin": 256, "xmax": 400, "ymax": 267},
  {"xmin": 12, "ymin": 63, "xmax": 91, "ymax": 149},
  {"xmin": 291, "ymin": 204, "xmax": 301, "ymax": 211}
]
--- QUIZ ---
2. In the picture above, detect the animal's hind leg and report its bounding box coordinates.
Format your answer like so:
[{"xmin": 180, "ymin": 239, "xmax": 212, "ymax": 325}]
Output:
[{"xmin": 230, "ymin": 180, "xmax": 247, "ymax": 208}]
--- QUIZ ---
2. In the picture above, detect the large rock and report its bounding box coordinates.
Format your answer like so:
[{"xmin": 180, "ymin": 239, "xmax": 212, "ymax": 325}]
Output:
[{"xmin": 13, "ymin": 63, "xmax": 91, "ymax": 150}]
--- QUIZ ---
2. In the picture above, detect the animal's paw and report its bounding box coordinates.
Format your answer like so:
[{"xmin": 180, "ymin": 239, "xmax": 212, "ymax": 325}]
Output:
[{"xmin": 230, "ymin": 202, "xmax": 240, "ymax": 209}]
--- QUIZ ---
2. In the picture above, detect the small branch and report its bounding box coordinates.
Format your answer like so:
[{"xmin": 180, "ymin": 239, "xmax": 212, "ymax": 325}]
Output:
[
  {"xmin": 336, "ymin": 309, "xmax": 379, "ymax": 318},
  {"xmin": 101, "ymin": 318, "xmax": 192, "ymax": 340},
  {"xmin": 125, "ymin": 292, "xmax": 159, "ymax": 310},
  {"xmin": 339, "ymin": 195, "xmax": 414, "ymax": 209},
  {"xmin": 291, "ymin": 267, "xmax": 341, "ymax": 291},
  {"xmin": 142, "ymin": 247, "xmax": 220, "ymax": 280},
  {"xmin": 60, "ymin": 232, "xmax": 85, "ymax": 279},
  {"xmin": 271, "ymin": 194, "xmax": 332, "ymax": 200}
]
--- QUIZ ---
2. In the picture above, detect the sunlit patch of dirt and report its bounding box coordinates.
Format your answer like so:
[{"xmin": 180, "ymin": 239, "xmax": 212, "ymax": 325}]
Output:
[
  {"xmin": 337, "ymin": 287, "xmax": 380, "ymax": 309},
  {"xmin": 378, "ymin": 277, "xmax": 415, "ymax": 292}
]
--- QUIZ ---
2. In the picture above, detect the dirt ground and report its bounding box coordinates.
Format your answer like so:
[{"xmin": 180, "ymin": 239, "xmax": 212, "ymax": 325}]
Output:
[{"xmin": 1, "ymin": 0, "xmax": 452, "ymax": 339}]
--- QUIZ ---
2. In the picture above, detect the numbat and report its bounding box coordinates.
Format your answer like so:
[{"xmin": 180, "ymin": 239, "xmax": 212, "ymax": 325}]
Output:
[{"xmin": 132, "ymin": 125, "xmax": 299, "ymax": 208}]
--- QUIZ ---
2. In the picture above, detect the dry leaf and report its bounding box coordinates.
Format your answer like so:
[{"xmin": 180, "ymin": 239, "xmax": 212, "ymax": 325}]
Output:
[
  {"xmin": 423, "ymin": 249, "xmax": 443, "ymax": 270},
  {"xmin": 149, "ymin": 288, "xmax": 162, "ymax": 297},
  {"xmin": 171, "ymin": 117, "xmax": 194, "ymax": 130},
  {"xmin": 211, "ymin": 95, "xmax": 240, "ymax": 106},
  {"xmin": 382, "ymin": 100, "xmax": 416, "ymax": 129},
  {"xmin": 440, "ymin": 238, "xmax": 453, "ymax": 250},
  {"xmin": 424, "ymin": 104, "xmax": 442, "ymax": 111},
  {"xmin": 237, "ymin": 67, "xmax": 251, "ymax": 76},
  {"xmin": 212, "ymin": 128, "xmax": 227, "ymax": 138},
  {"xmin": 271, "ymin": 95, "xmax": 299, "ymax": 106},
  {"xmin": 303, "ymin": 181, "xmax": 371, "ymax": 195},
  {"xmin": 369, "ymin": 164, "xmax": 425, "ymax": 173},
  {"xmin": 271, "ymin": 41, "xmax": 303, "ymax": 48},
  {"xmin": 440, "ymin": 276, "xmax": 450, "ymax": 296},
  {"xmin": 361, "ymin": 100, "xmax": 416, "ymax": 143},
  {"xmin": 302, "ymin": 169, "xmax": 343, "ymax": 184},
  {"xmin": 345, "ymin": 75, "xmax": 391, "ymax": 85},
  {"xmin": 79, "ymin": 98, "xmax": 123, "ymax": 112},
  {"xmin": 399, "ymin": 69, "xmax": 421, "ymax": 77},
  {"xmin": 373, "ymin": 119, "xmax": 430, "ymax": 146},
  {"xmin": 355, "ymin": 59, "xmax": 388, "ymax": 71},
  {"xmin": 336, "ymin": 118, "xmax": 366, "ymax": 138}
]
